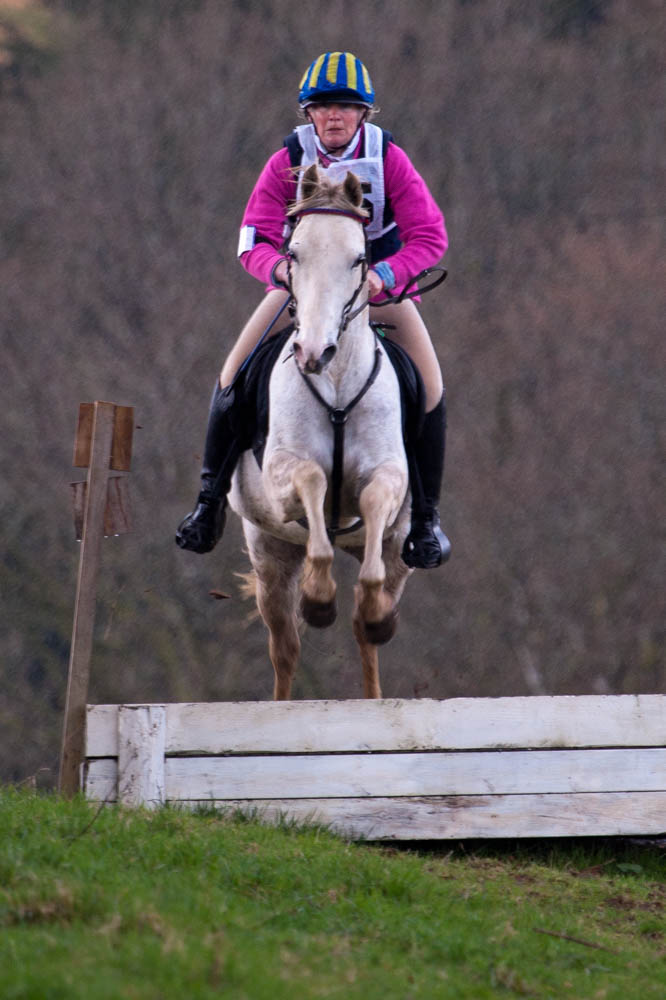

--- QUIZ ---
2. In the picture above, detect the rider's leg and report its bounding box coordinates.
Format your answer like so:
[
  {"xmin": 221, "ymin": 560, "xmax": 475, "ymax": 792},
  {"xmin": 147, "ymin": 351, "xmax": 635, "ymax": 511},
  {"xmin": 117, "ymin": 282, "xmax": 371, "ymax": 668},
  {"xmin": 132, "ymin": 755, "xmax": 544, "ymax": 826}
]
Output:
[
  {"xmin": 370, "ymin": 299, "xmax": 442, "ymax": 411},
  {"xmin": 176, "ymin": 290, "xmax": 292, "ymax": 554},
  {"xmin": 220, "ymin": 289, "xmax": 291, "ymax": 388},
  {"xmin": 369, "ymin": 299, "xmax": 451, "ymax": 568},
  {"xmin": 401, "ymin": 393, "xmax": 451, "ymax": 568}
]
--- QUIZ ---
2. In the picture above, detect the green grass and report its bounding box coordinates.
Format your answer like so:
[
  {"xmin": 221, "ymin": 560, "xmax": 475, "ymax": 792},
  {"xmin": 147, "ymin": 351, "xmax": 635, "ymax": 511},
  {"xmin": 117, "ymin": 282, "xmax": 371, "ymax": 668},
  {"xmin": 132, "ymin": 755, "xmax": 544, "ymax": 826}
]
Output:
[{"xmin": 0, "ymin": 790, "xmax": 663, "ymax": 999}]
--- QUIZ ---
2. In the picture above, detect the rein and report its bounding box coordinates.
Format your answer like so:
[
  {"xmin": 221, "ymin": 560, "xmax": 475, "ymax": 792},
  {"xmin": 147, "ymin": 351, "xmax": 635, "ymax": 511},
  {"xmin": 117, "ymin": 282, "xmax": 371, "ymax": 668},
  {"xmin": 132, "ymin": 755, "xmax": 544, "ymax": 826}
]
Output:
[{"xmin": 345, "ymin": 265, "xmax": 448, "ymax": 323}]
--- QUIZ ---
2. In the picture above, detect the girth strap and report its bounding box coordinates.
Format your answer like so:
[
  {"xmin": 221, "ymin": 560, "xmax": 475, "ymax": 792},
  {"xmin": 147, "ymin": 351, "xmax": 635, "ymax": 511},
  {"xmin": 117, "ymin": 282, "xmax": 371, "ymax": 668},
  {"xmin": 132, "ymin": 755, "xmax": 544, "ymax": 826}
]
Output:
[{"xmin": 297, "ymin": 344, "xmax": 383, "ymax": 542}]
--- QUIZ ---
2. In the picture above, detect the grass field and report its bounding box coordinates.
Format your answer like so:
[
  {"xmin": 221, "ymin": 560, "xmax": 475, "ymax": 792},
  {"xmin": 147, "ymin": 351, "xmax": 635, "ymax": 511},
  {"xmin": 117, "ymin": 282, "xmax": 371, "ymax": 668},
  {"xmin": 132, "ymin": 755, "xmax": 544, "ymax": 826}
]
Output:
[{"xmin": 0, "ymin": 789, "xmax": 663, "ymax": 999}]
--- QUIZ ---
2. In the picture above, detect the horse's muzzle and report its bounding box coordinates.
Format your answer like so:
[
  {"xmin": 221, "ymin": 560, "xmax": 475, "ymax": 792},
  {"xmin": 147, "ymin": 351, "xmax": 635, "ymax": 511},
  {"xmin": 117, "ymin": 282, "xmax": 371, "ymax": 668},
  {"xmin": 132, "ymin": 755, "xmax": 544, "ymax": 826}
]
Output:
[{"xmin": 294, "ymin": 341, "xmax": 337, "ymax": 375}]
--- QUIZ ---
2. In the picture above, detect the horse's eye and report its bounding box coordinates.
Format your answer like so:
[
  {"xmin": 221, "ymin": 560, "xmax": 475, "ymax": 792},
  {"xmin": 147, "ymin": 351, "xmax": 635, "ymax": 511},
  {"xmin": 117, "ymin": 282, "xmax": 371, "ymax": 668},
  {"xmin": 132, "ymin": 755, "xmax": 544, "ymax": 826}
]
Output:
[
  {"xmin": 287, "ymin": 249, "xmax": 298, "ymax": 264},
  {"xmin": 352, "ymin": 254, "xmax": 366, "ymax": 269}
]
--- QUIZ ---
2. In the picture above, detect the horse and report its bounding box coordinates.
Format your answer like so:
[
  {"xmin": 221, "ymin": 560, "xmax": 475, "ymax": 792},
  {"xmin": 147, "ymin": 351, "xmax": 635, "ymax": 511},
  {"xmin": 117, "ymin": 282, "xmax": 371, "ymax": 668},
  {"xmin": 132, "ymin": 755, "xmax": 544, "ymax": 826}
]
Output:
[{"xmin": 228, "ymin": 164, "xmax": 413, "ymax": 700}]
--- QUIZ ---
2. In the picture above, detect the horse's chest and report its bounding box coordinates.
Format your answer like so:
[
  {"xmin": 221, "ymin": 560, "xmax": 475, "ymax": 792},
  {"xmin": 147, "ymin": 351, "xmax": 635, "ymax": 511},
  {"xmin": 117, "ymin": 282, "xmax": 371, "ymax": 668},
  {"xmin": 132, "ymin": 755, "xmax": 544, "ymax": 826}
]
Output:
[
  {"xmin": 267, "ymin": 362, "xmax": 403, "ymax": 471},
  {"xmin": 267, "ymin": 402, "xmax": 398, "ymax": 480},
  {"xmin": 266, "ymin": 392, "xmax": 333, "ymax": 466}
]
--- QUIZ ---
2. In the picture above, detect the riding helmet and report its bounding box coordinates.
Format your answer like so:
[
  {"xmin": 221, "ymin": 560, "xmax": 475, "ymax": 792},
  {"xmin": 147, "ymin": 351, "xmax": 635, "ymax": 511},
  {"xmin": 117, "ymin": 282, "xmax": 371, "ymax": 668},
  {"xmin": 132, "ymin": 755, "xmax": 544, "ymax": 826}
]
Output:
[{"xmin": 299, "ymin": 51, "xmax": 375, "ymax": 107}]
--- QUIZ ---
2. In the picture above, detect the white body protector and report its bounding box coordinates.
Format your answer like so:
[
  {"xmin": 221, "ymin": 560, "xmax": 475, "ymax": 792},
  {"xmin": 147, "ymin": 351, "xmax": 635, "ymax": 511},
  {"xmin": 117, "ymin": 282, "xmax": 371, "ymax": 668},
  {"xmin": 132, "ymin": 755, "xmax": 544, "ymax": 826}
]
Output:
[{"xmin": 293, "ymin": 123, "xmax": 397, "ymax": 243}]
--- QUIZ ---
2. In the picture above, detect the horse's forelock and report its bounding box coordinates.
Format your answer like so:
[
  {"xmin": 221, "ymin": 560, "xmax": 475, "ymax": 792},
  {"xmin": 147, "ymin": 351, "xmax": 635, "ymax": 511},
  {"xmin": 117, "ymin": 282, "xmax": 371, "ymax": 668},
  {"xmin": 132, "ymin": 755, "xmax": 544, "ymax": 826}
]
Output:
[{"xmin": 288, "ymin": 167, "xmax": 369, "ymax": 220}]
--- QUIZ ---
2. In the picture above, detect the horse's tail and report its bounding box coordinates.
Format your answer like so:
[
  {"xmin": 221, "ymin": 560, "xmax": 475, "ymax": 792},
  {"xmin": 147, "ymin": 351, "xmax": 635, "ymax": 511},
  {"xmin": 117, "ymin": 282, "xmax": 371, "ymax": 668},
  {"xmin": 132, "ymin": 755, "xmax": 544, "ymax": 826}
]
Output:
[
  {"xmin": 235, "ymin": 565, "xmax": 307, "ymax": 631},
  {"xmin": 235, "ymin": 568, "xmax": 261, "ymax": 624}
]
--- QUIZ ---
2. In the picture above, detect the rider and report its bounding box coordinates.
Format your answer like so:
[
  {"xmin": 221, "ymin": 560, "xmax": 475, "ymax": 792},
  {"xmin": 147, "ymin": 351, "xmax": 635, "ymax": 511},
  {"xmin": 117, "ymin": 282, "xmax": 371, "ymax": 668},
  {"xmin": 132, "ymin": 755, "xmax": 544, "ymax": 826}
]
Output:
[{"xmin": 176, "ymin": 51, "xmax": 451, "ymax": 569}]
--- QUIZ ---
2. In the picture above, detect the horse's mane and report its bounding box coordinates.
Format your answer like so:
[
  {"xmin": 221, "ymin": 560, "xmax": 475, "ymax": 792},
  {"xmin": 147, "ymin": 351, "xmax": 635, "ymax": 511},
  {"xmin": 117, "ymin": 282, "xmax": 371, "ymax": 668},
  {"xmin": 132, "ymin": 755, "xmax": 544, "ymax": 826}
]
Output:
[{"xmin": 287, "ymin": 165, "xmax": 369, "ymax": 220}]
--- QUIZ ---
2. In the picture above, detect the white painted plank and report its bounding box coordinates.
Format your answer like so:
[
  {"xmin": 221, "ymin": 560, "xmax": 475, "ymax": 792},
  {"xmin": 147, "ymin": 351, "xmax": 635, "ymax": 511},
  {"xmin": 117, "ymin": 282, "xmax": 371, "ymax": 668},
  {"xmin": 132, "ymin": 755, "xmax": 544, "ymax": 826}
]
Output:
[
  {"xmin": 165, "ymin": 749, "xmax": 666, "ymax": 801},
  {"xmin": 86, "ymin": 696, "xmax": 666, "ymax": 756},
  {"xmin": 84, "ymin": 759, "xmax": 666, "ymax": 838},
  {"xmin": 117, "ymin": 705, "xmax": 166, "ymax": 808},
  {"xmin": 85, "ymin": 758, "xmax": 117, "ymax": 801},
  {"xmin": 179, "ymin": 793, "xmax": 666, "ymax": 840},
  {"xmin": 86, "ymin": 704, "xmax": 120, "ymax": 755},
  {"xmin": 165, "ymin": 696, "xmax": 666, "ymax": 753},
  {"xmin": 84, "ymin": 748, "xmax": 666, "ymax": 804}
]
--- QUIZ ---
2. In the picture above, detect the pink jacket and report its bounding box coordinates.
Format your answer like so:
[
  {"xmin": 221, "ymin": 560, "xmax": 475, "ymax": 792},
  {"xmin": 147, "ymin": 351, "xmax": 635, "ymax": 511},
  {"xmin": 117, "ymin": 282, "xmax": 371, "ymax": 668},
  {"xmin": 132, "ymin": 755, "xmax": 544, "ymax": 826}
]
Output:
[{"xmin": 238, "ymin": 126, "xmax": 448, "ymax": 300}]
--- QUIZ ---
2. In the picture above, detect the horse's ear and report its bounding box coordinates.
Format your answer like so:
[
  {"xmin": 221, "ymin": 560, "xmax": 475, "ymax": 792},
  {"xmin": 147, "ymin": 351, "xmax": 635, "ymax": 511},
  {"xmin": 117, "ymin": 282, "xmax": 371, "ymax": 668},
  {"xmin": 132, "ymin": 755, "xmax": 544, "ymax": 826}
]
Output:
[
  {"xmin": 301, "ymin": 163, "xmax": 320, "ymax": 201},
  {"xmin": 343, "ymin": 171, "xmax": 364, "ymax": 209}
]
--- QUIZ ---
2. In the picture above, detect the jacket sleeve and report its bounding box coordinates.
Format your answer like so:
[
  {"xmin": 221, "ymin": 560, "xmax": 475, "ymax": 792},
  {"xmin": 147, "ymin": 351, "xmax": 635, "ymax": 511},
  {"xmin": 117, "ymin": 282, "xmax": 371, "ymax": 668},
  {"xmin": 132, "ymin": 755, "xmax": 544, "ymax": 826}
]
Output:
[
  {"xmin": 380, "ymin": 142, "xmax": 448, "ymax": 293},
  {"xmin": 238, "ymin": 148, "xmax": 296, "ymax": 286}
]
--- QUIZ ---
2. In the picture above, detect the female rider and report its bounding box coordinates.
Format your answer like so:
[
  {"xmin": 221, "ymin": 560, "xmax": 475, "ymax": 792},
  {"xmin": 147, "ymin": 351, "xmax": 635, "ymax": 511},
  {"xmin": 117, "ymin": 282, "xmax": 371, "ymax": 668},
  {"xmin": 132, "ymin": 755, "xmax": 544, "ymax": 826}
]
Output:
[{"xmin": 176, "ymin": 51, "xmax": 450, "ymax": 569}]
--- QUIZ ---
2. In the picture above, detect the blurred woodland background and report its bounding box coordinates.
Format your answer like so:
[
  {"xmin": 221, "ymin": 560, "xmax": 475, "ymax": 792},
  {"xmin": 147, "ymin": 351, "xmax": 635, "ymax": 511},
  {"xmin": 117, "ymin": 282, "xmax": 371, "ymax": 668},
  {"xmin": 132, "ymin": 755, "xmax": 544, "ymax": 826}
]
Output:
[{"xmin": 1, "ymin": 0, "xmax": 664, "ymax": 785}]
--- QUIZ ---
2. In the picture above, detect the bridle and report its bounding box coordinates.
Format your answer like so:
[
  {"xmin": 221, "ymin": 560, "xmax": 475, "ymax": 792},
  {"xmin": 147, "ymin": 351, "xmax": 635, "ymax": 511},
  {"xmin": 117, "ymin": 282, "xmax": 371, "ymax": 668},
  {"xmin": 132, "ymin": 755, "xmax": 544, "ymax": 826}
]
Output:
[
  {"xmin": 285, "ymin": 207, "xmax": 448, "ymax": 335},
  {"xmin": 286, "ymin": 207, "xmax": 377, "ymax": 542},
  {"xmin": 285, "ymin": 207, "xmax": 370, "ymax": 343},
  {"xmin": 285, "ymin": 207, "xmax": 447, "ymax": 543}
]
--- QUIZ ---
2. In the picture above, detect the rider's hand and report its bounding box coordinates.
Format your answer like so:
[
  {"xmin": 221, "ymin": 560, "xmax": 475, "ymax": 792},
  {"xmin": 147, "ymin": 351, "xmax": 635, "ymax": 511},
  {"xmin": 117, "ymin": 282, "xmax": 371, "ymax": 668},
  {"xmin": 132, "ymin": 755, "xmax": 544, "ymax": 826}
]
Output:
[{"xmin": 367, "ymin": 269, "xmax": 384, "ymax": 299}]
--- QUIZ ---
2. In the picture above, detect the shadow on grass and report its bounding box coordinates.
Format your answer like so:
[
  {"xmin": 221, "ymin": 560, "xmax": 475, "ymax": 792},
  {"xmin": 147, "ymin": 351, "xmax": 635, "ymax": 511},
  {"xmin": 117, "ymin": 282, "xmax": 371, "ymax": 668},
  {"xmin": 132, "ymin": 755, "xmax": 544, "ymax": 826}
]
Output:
[{"xmin": 378, "ymin": 835, "xmax": 666, "ymax": 878}]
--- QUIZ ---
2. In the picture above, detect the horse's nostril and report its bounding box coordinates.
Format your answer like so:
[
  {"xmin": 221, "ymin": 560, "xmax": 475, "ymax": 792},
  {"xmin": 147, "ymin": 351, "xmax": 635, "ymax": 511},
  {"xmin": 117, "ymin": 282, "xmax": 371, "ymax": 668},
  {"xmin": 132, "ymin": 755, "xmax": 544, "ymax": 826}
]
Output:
[{"xmin": 320, "ymin": 345, "xmax": 337, "ymax": 367}]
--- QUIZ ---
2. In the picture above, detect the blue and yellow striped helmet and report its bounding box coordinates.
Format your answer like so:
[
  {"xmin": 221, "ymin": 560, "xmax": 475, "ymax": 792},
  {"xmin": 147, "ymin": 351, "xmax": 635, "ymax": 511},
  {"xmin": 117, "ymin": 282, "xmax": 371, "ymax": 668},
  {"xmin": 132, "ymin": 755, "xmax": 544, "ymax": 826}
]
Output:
[{"xmin": 299, "ymin": 52, "xmax": 375, "ymax": 107}]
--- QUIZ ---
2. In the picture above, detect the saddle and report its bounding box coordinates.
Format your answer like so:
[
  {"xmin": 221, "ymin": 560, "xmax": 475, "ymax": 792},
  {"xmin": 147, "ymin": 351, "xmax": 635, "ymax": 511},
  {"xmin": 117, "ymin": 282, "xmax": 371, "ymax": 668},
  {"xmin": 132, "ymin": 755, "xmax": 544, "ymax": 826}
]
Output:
[{"xmin": 236, "ymin": 324, "xmax": 426, "ymax": 474}]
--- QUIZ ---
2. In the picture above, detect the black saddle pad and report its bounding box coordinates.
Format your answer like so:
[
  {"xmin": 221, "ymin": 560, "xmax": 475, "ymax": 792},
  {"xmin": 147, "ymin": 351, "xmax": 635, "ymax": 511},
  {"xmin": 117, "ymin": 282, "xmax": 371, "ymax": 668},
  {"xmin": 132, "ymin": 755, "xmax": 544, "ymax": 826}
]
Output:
[
  {"xmin": 378, "ymin": 331, "xmax": 426, "ymax": 442},
  {"xmin": 237, "ymin": 325, "xmax": 425, "ymax": 466}
]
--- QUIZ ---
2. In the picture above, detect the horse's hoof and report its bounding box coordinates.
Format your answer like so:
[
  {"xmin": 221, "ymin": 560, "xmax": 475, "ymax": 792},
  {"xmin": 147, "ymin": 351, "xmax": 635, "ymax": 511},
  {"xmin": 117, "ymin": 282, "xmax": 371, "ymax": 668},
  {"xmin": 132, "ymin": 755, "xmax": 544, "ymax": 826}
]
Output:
[
  {"xmin": 363, "ymin": 609, "xmax": 399, "ymax": 645},
  {"xmin": 300, "ymin": 595, "xmax": 337, "ymax": 628}
]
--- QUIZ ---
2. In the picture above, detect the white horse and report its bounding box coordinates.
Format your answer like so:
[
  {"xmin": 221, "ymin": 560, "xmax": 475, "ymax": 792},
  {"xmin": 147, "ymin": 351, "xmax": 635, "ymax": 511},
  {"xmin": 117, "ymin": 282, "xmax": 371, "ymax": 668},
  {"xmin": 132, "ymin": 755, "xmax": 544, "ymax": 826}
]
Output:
[{"xmin": 228, "ymin": 165, "xmax": 412, "ymax": 699}]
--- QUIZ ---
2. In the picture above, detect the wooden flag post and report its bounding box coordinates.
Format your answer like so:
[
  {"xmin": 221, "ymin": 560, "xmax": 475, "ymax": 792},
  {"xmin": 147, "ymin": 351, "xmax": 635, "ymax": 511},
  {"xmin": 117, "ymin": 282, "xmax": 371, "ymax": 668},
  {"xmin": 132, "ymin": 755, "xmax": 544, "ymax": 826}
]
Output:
[{"xmin": 59, "ymin": 401, "xmax": 134, "ymax": 796}]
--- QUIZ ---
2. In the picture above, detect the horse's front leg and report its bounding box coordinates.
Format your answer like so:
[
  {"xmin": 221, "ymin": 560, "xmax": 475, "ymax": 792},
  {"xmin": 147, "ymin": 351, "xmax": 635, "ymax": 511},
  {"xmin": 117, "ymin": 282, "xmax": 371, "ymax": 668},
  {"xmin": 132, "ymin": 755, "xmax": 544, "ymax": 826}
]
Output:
[
  {"xmin": 265, "ymin": 450, "xmax": 337, "ymax": 627},
  {"xmin": 356, "ymin": 463, "xmax": 408, "ymax": 645}
]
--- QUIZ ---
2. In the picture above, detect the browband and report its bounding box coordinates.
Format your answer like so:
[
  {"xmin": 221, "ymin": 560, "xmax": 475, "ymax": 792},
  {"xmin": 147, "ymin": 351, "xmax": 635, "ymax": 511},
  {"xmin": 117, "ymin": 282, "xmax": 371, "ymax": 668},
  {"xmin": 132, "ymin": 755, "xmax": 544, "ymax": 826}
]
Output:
[{"xmin": 293, "ymin": 207, "xmax": 369, "ymax": 225}]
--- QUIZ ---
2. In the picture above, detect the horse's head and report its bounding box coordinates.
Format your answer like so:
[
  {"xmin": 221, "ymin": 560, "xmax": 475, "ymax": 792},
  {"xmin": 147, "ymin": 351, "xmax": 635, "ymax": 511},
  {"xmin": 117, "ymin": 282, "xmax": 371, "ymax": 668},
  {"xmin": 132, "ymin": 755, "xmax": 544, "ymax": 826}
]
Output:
[{"xmin": 286, "ymin": 165, "xmax": 369, "ymax": 375}]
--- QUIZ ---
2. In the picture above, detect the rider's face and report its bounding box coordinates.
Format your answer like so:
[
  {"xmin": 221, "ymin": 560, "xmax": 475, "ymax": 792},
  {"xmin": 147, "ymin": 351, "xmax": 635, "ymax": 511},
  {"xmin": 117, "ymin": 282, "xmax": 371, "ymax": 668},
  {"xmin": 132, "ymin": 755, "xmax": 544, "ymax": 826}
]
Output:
[{"xmin": 306, "ymin": 103, "xmax": 366, "ymax": 153}]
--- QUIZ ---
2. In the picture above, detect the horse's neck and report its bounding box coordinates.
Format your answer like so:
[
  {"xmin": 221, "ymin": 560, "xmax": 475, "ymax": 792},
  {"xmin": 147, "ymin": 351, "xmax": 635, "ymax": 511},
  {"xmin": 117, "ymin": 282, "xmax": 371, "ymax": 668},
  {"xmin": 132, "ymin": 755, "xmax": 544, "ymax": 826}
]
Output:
[{"xmin": 328, "ymin": 315, "xmax": 377, "ymax": 400}]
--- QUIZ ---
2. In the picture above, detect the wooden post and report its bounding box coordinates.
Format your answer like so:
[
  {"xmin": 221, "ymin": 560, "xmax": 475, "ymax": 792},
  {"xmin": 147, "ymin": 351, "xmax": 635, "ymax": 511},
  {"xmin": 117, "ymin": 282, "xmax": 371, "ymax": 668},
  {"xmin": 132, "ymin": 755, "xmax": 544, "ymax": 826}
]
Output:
[
  {"xmin": 118, "ymin": 706, "xmax": 166, "ymax": 808},
  {"xmin": 59, "ymin": 402, "xmax": 133, "ymax": 796}
]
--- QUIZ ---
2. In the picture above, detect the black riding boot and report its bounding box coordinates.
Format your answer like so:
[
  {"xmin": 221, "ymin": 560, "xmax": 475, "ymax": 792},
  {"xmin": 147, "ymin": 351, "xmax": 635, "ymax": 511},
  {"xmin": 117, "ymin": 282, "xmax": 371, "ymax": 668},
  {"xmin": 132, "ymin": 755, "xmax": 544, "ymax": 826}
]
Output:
[
  {"xmin": 402, "ymin": 394, "xmax": 451, "ymax": 569},
  {"xmin": 175, "ymin": 382, "xmax": 245, "ymax": 554}
]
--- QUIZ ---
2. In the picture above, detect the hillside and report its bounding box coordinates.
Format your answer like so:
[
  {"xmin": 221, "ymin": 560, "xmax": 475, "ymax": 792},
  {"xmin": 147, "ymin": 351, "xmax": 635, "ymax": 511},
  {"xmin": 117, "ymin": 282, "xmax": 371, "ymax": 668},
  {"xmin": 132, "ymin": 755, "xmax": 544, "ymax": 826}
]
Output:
[{"xmin": 1, "ymin": 790, "xmax": 664, "ymax": 998}]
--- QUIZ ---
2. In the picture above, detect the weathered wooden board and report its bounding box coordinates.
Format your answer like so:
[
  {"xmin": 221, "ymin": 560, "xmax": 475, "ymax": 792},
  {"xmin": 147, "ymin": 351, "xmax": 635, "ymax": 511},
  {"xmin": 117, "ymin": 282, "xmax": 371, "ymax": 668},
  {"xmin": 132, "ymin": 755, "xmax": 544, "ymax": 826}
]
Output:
[
  {"xmin": 73, "ymin": 402, "xmax": 134, "ymax": 471},
  {"xmin": 164, "ymin": 749, "xmax": 666, "ymax": 800},
  {"xmin": 117, "ymin": 705, "xmax": 165, "ymax": 808},
  {"xmin": 84, "ymin": 697, "xmax": 666, "ymax": 838},
  {"xmin": 71, "ymin": 475, "xmax": 132, "ymax": 540},
  {"xmin": 82, "ymin": 765, "xmax": 666, "ymax": 839},
  {"xmin": 192, "ymin": 793, "xmax": 666, "ymax": 839},
  {"xmin": 85, "ymin": 758, "xmax": 117, "ymax": 803},
  {"xmin": 86, "ymin": 695, "xmax": 666, "ymax": 757},
  {"xmin": 85, "ymin": 749, "xmax": 666, "ymax": 801}
]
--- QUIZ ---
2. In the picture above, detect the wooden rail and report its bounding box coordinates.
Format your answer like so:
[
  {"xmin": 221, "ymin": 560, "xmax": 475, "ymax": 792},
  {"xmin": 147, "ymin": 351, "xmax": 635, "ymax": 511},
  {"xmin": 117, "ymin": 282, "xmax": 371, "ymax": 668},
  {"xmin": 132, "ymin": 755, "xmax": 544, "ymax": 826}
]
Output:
[{"xmin": 84, "ymin": 696, "xmax": 666, "ymax": 840}]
